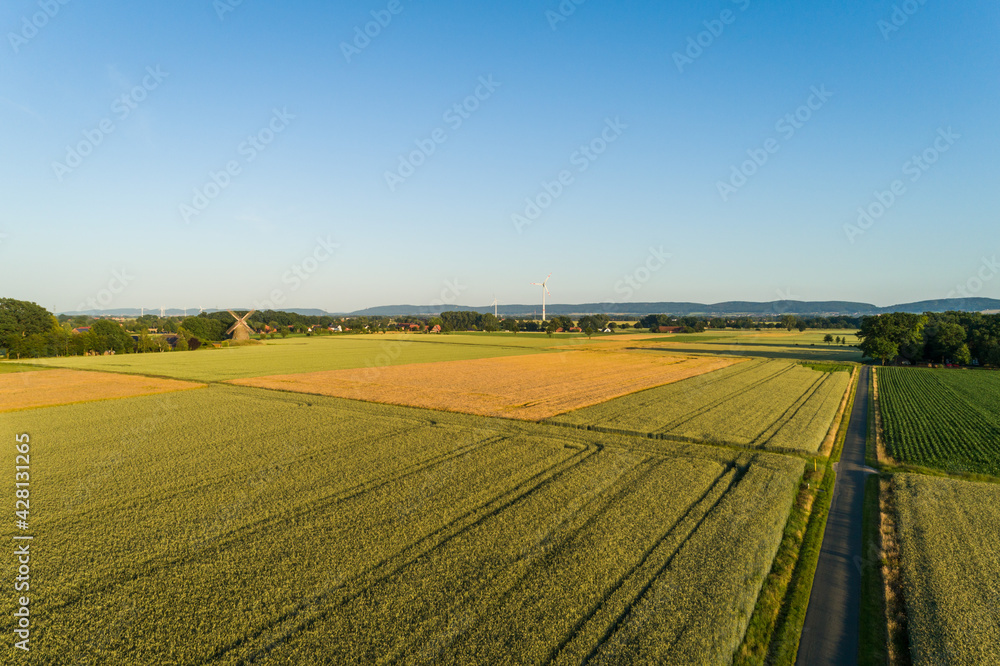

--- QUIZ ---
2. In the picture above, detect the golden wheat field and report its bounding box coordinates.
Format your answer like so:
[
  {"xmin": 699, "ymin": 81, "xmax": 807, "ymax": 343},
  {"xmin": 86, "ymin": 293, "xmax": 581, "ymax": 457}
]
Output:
[
  {"xmin": 229, "ymin": 351, "xmax": 741, "ymax": 420},
  {"xmin": 0, "ymin": 368, "xmax": 204, "ymax": 412}
]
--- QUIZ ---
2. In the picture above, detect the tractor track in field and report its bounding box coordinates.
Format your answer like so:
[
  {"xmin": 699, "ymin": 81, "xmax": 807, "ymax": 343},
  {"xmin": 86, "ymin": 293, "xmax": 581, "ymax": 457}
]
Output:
[{"xmin": 212, "ymin": 446, "xmax": 603, "ymax": 664}]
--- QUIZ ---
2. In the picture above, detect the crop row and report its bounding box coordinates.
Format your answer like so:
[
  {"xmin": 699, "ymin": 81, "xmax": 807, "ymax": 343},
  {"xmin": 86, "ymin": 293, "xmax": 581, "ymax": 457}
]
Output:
[{"xmin": 878, "ymin": 367, "xmax": 1000, "ymax": 475}]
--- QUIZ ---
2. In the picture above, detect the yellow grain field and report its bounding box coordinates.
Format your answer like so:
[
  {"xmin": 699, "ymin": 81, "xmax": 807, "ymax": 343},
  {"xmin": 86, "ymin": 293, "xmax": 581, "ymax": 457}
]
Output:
[
  {"xmin": 230, "ymin": 351, "xmax": 741, "ymax": 420},
  {"xmin": 0, "ymin": 369, "xmax": 204, "ymax": 412}
]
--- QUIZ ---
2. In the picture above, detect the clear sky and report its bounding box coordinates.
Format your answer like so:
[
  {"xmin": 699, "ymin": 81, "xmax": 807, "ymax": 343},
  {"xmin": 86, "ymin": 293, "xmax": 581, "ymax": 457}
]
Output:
[{"xmin": 1, "ymin": 0, "xmax": 997, "ymax": 313}]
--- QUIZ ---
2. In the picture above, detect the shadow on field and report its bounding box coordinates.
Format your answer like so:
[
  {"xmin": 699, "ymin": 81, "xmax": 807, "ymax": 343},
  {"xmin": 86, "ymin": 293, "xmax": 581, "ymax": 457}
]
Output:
[{"xmin": 633, "ymin": 344, "xmax": 863, "ymax": 363}]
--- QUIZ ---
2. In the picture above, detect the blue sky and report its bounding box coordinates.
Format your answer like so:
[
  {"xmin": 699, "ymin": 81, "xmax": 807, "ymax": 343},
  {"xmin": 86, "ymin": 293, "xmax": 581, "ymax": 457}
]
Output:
[{"xmin": 1, "ymin": 0, "xmax": 997, "ymax": 313}]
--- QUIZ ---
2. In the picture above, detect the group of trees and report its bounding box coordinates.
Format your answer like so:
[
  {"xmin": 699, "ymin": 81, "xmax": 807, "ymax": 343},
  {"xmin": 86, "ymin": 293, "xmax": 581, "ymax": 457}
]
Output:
[
  {"xmin": 24, "ymin": 298, "xmax": 999, "ymax": 366},
  {"xmin": 1, "ymin": 300, "xmax": 169, "ymax": 358},
  {"xmin": 856, "ymin": 311, "xmax": 1000, "ymax": 366},
  {"xmin": 638, "ymin": 315, "xmax": 708, "ymax": 332}
]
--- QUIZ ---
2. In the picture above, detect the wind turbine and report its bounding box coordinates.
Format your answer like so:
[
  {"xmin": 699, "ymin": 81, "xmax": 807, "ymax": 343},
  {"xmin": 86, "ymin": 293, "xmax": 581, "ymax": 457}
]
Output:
[
  {"xmin": 530, "ymin": 273, "xmax": 552, "ymax": 322},
  {"xmin": 490, "ymin": 295, "xmax": 498, "ymax": 317}
]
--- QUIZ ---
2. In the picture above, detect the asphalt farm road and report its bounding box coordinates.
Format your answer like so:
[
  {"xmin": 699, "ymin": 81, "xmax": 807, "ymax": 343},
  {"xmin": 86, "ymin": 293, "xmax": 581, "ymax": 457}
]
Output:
[{"xmin": 796, "ymin": 365, "xmax": 873, "ymax": 666}]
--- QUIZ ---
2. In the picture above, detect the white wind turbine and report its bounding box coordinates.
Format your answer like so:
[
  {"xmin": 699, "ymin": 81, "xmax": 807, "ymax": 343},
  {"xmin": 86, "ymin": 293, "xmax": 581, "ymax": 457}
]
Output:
[
  {"xmin": 530, "ymin": 273, "xmax": 552, "ymax": 322},
  {"xmin": 490, "ymin": 295, "xmax": 498, "ymax": 317}
]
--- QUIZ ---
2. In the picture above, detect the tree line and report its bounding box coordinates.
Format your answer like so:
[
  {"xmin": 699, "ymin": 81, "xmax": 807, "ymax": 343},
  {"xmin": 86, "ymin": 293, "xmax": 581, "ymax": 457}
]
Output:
[
  {"xmin": 1, "ymin": 297, "xmax": 874, "ymax": 360},
  {"xmin": 856, "ymin": 311, "xmax": 1000, "ymax": 366}
]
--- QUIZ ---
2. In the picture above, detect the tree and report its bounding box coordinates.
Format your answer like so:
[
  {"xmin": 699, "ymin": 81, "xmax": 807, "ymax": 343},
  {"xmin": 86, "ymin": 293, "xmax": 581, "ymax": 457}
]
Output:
[
  {"xmin": 926, "ymin": 321, "xmax": 966, "ymax": 363},
  {"xmin": 545, "ymin": 322, "xmax": 557, "ymax": 338},
  {"xmin": 823, "ymin": 334, "xmax": 834, "ymax": 343},
  {"xmin": 182, "ymin": 316, "xmax": 227, "ymax": 342},
  {"xmin": 954, "ymin": 343, "xmax": 972, "ymax": 366},
  {"xmin": 502, "ymin": 318, "xmax": 519, "ymax": 335},
  {"xmin": 856, "ymin": 313, "xmax": 926, "ymax": 364},
  {"xmin": 578, "ymin": 314, "xmax": 610, "ymax": 332},
  {"xmin": 638, "ymin": 314, "xmax": 670, "ymax": 330},
  {"xmin": 0, "ymin": 299, "xmax": 56, "ymax": 357},
  {"xmin": 870, "ymin": 337, "xmax": 899, "ymax": 365},
  {"xmin": 797, "ymin": 320, "xmax": 807, "ymax": 332},
  {"xmin": 90, "ymin": 319, "xmax": 134, "ymax": 353}
]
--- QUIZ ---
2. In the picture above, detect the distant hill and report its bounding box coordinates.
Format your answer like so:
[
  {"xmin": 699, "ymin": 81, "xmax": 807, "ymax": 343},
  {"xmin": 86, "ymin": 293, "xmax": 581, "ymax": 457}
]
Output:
[
  {"xmin": 58, "ymin": 298, "xmax": 1000, "ymax": 318},
  {"xmin": 59, "ymin": 307, "xmax": 331, "ymax": 317},
  {"xmin": 878, "ymin": 298, "xmax": 1000, "ymax": 314},
  {"xmin": 347, "ymin": 298, "xmax": 1000, "ymax": 317}
]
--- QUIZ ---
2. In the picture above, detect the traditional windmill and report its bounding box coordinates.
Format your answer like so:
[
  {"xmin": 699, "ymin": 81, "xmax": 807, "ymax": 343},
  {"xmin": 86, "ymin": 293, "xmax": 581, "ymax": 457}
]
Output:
[{"xmin": 226, "ymin": 309, "xmax": 256, "ymax": 341}]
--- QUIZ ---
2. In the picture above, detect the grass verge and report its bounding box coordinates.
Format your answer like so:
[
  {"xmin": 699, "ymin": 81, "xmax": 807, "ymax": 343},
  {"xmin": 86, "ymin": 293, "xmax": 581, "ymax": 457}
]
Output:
[
  {"xmin": 879, "ymin": 476, "xmax": 911, "ymax": 665},
  {"xmin": 859, "ymin": 473, "xmax": 887, "ymax": 665},
  {"xmin": 866, "ymin": 368, "xmax": 879, "ymax": 469},
  {"xmin": 733, "ymin": 364, "xmax": 860, "ymax": 665}
]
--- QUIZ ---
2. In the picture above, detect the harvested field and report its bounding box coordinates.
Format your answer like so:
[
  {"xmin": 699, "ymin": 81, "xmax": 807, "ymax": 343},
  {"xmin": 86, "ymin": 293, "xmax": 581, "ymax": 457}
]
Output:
[
  {"xmin": 0, "ymin": 368, "xmax": 203, "ymax": 412},
  {"xmin": 229, "ymin": 351, "xmax": 740, "ymax": 420}
]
